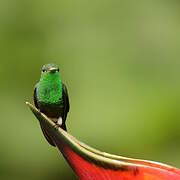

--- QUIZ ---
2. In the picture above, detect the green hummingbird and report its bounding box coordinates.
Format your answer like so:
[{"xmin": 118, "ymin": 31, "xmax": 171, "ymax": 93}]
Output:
[{"xmin": 34, "ymin": 63, "xmax": 70, "ymax": 146}]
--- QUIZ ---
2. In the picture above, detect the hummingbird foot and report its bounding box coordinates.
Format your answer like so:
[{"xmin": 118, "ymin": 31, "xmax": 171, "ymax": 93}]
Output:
[
  {"xmin": 53, "ymin": 124, "xmax": 60, "ymax": 129},
  {"xmin": 53, "ymin": 117, "xmax": 63, "ymax": 129}
]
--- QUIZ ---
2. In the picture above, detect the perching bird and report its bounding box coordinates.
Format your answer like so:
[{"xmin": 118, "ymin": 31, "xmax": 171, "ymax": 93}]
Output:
[{"xmin": 34, "ymin": 64, "xmax": 70, "ymax": 146}]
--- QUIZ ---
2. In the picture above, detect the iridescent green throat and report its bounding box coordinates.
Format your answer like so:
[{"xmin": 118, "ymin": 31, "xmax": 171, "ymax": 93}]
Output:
[{"xmin": 37, "ymin": 72, "xmax": 63, "ymax": 104}]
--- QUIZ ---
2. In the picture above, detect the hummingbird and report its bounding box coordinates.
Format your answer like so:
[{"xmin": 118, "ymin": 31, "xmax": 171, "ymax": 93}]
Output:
[{"xmin": 34, "ymin": 64, "xmax": 70, "ymax": 146}]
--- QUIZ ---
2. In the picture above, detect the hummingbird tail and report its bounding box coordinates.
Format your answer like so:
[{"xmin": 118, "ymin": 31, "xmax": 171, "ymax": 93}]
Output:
[{"xmin": 40, "ymin": 122, "xmax": 56, "ymax": 147}]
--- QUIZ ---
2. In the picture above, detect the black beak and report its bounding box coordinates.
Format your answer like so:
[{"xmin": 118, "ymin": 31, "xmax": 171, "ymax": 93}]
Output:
[{"xmin": 49, "ymin": 67, "xmax": 57, "ymax": 73}]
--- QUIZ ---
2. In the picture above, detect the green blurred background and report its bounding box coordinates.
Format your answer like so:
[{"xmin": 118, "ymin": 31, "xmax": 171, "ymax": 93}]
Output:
[{"xmin": 0, "ymin": 0, "xmax": 180, "ymax": 179}]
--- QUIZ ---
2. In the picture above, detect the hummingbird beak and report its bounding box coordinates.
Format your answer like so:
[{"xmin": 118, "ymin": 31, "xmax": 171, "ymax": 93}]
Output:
[{"xmin": 49, "ymin": 67, "xmax": 57, "ymax": 73}]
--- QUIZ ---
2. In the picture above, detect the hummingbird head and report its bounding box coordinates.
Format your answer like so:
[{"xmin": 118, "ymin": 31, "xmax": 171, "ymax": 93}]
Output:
[
  {"xmin": 41, "ymin": 63, "xmax": 59, "ymax": 74},
  {"xmin": 40, "ymin": 63, "xmax": 61, "ymax": 82}
]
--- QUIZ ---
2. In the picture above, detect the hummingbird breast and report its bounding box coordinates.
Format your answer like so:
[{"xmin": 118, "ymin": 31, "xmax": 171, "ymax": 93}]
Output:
[{"xmin": 37, "ymin": 78, "xmax": 64, "ymax": 118}]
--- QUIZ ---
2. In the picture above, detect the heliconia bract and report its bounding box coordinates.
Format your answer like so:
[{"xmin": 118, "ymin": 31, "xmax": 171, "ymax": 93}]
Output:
[{"xmin": 27, "ymin": 102, "xmax": 180, "ymax": 180}]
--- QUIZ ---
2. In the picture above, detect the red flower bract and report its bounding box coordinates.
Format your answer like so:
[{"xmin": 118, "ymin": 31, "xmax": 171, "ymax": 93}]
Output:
[{"xmin": 27, "ymin": 102, "xmax": 180, "ymax": 180}]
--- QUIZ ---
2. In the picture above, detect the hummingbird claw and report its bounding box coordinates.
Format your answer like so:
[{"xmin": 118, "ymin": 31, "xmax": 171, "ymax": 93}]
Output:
[{"xmin": 53, "ymin": 123, "xmax": 61, "ymax": 129}]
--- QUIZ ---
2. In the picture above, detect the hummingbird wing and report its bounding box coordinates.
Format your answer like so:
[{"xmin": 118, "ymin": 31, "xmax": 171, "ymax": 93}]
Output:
[
  {"xmin": 62, "ymin": 83, "xmax": 70, "ymax": 130},
  {"xmin": 33, "ymin": 83, "xmax": 39, "ymax": 108},
  {"xmin": 33, "ymin": 83, "xmax": 56, "ymax": 147}
]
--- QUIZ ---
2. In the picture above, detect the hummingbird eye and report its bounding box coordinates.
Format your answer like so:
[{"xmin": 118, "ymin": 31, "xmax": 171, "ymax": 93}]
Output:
[{"xmin": 42, "ymin": 69, "xmax": 46, "ymax": 73}]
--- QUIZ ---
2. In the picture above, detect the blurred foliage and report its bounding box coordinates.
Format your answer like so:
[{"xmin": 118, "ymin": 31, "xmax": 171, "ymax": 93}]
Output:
[{"xmin": 0, "ymin": 0, "xmax": 180, "ymax": 179}]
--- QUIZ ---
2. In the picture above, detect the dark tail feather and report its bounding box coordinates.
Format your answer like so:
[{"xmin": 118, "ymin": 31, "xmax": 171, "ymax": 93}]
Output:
[{"xmin": 40, "ymin": 122, "xmax": 56, "ymax": 147}]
